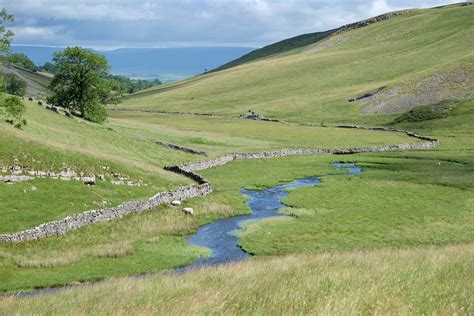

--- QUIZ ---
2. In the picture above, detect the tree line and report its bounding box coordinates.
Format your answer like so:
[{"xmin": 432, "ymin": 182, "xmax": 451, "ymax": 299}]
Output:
[{"xmin": 1, "ymin": 8, "xmax": 162, "ymax": 124}]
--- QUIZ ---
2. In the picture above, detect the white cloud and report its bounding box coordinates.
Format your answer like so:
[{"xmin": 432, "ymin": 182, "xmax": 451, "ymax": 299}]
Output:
[
  {"xmin": 10, "ymin": 26, "xmax": 58, "ymax": 40},
  {"xmin": 0, "ymin": 0, "xmax": 468, "ymax": 48},
  {"xmin": 369, "ymin": 0, "xmax": 395, "ymax": 16}
]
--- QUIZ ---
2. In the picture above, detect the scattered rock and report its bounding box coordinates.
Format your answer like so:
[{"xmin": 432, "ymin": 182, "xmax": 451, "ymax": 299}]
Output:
[
  {"xmin": 31, "ymin": 186, "xmax": 37, "ymax": 191},
  {"xmin": 11, "ymin": 166, "xmax": 22, "ymax": 175},
  {"xmin": 82, "ymin": 176, "xmax": 96, "ymax": 186},
  {"xmin": 35, "ymin": 171, "xmax": 47, "ymax": 177},
  {"xmin": 239, "ymin": 112, "xmax": 281, "ymax": 122},
  {"xmin": 240, "ymin": 112, "xmax": 265, "ymax": 120},
  {"xmin": 171, "ymin": 200, "xmax": 181, "ymax": 206},
  {"xmin": 2, "ymin": 175, "xmax": 32, "ymax": 183}
]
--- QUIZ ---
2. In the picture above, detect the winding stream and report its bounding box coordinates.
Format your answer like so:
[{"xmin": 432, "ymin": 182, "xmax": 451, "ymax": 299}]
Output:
[
  {"xmin": 180, "ymin": 163, "xmax": 362, "ymax": 271},
  {"xmin": 15, "ymin": 163, "xmax": 361, "ymax": 295}
]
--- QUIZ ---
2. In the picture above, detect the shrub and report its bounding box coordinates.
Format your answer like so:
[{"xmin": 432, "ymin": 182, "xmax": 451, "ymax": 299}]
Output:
[
  {"xmin": 82, "ymin": 101, "xmax": 107, "ymax": 123},
  {"xmin": 3, "ymin": 73, "xmax": 27, "ymax": 96},
  {"xmin": 3, "ymin": 53, "xmax": 38, "ymax": 72},
  {"xmin": 393, "ymin": 100, "xmax": 457, "ymax": 123},
  {"xmin": 1, "ymin": 95, "xmax": 25, "ymax": 123},
  {"xmin": 1, "ymin": 96, "xmax": 27, "ymax": 129}
]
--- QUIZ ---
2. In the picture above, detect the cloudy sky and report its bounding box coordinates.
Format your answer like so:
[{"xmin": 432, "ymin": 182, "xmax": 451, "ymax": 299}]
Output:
[{"xmin": 1, "ymin": 0, "xmax": 466, "ymax": 49}]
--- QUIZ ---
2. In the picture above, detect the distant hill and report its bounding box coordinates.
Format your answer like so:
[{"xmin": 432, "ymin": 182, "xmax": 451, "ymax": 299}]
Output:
[{"xmin": 10, "ymin": 46, "xmax": 255, "ymax": 82}]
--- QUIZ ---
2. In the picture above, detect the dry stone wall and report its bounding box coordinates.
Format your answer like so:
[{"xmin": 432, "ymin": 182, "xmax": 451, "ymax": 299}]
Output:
[
  {"xmin": 156, "ymin": 141, "xmax": 208, "ymax": 156},
  {"xmin": 0, "ymin": 126, "xmax": 439, "ymax": 243},
  {"xmin": 0, "ymin": 182, "xmax": 211, "ymax": 243}
]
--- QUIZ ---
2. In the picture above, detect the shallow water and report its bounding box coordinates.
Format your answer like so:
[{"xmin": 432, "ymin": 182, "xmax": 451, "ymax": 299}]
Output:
[{"xmin": 181, "ymin": 163, "xmax": 362, "ymax": 271}]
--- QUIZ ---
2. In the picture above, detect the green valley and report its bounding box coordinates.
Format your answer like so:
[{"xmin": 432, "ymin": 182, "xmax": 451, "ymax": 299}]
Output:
[{"xmin": 0, "ymin": 2, "xmax": 472, "ymax": 314}]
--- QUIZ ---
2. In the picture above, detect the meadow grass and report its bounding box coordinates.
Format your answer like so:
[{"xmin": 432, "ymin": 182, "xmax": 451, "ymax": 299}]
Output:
[
  {"xmin": 109, "ymin": 111, "xmax": 416, "ymax": 153},
  {"xmin": 0, "ymin": 101, "xmax": 196, "ymax": 233},
  {"xmin": 0, "ymin": 98, "xmax": 472, "ymax": 292},
  {"xmin": 0, "ymin": 97, "xmax": 417, "ymax": 233},
  {"xmin": 238, "ymin": 159, "xmax": 473, "ymax": 255},
  {"xmin": 0, "ymin": 244, "xmax": 471, "ymax": 315},
  {"xmin": 230, "ymin": 101, "xmax": 474, "ymax": 256},
  {"xmin": 0, "ymin": 155, "xmax": 340, "ymax": 292}
]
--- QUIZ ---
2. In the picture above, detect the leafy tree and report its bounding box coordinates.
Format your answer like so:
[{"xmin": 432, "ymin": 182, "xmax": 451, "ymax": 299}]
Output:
[
  {"xmin": 40, "ymin": 61, "xmax": 57, "ymax": 74},
  {"xmin": 47, "ymin": 47, "xmax": 109, "ymax": 123},
  {"xmin": 99, "ymin": 78, "xmax": 125, "ymax": 105},
  {"xmin": 105, "ymin": 74, "xmax": 161, "ymax": 94},
  {"xmin": 0, "ymin": 9, "xmax": 13, "ymax": 53},
  {"xmin": 3, "ymin": 53, "xmax": 38, "ymax": 72},
  {"xmin": 3, "ymin": 73, "xmax": 27, "ymax": 96},
  {"xmin": 0, "ymin": 9, "xmax": 14, "ymax": 97}
]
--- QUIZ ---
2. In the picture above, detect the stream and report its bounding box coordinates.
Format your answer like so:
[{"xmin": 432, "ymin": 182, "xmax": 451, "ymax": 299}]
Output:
[
  {"xmin": 15, "ymin": 163, "xmax": 361, "ymax": 295},
  {"xmin": 179, "ymin": 163, "xmax": 362, "ymax": 271}
]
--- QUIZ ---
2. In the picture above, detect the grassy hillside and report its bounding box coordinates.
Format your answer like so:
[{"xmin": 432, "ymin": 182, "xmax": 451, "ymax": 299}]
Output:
[
  {"xmin": 0, "ymin": 65, "xmax": 51, "ymax": 98},
  {"xmin": 213, "ymin": 29, "xmax": 336, "ymax": 72},
  {"xmin": 212, "ymin": 8, "xmax": 415, "ymax": 72},
  {"xmin": 0, "ymin": 3, "xmax": 472, "ymax": 313},
  {"xmin": 117, "ymin": 4, "xmax": 473, "ymax": 125}
]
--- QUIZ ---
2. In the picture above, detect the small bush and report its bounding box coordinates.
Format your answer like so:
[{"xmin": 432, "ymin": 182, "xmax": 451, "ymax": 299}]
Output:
[
  {"xmin": 3, "ymin": 73, "xmax": 27, "ymax": 96},
  {"xmin": 394, "ymin": 100, "xmax": 457, "ymax": 123},
  {"xmin": 1, "ymin": 96, "xmax": 26, "ymax": 124},
  {"xmin": 82, "ymin": 102, "xmax": 107, "ymax": 123}
]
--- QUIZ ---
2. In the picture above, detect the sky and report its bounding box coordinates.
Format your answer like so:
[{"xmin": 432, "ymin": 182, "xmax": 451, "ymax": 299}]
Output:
[{"xmin": 1, "ymin": 0, "xmax": 466, "ymax": 49}]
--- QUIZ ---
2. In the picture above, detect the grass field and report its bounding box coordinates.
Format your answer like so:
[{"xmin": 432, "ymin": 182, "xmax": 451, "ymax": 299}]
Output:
[
  {"xmin": 1, "ymin": 244, "xmax": 472, "ymax": 314},
  {"xmin": 0, "ymin": 99, "xmax": 423, "ymax": 291},
  {"xmin": 0, "ymin": 99, "xmax": 417, "ymax": 233},
  {"xmin": 0, "ymin": 3, "xmax": 472, "ymax": 314}
]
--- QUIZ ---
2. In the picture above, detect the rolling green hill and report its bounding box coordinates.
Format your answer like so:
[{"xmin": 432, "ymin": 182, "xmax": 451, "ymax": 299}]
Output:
[
  {"xmin": 118, "ymin": 3, "xmax": 473, "ymax": 126},
  {"xmin": 212, "ymin": 8, "xmax": 412, "ymax": 72},
  {"xmin": 212, "ymin": 29, "xmax": 336, "ymax": 72}
]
